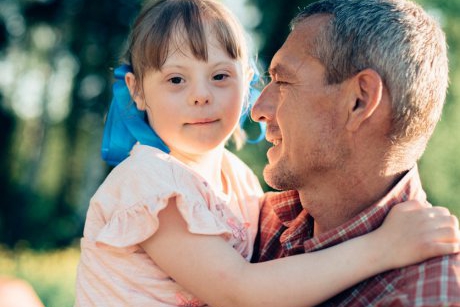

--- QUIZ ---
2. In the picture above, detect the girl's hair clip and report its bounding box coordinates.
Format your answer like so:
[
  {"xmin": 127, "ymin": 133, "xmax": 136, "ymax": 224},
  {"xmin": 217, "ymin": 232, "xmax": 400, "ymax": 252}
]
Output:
[
  {"xmin": 240, "ymin": 61, "xmax": 266, "ymax": 144},
  {"xmin": 101, "ymin": 61, "xmax": 266, "ymax": 166},
  {"xmin": 101, "ymin": 64, "xmax": 169, "ymax": 166}
]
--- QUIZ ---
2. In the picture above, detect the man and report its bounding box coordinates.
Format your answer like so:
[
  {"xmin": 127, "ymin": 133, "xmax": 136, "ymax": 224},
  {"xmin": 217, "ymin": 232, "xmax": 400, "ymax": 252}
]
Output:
[{"xmin": 251, "ymin": 0, "xmax": 460, "ymax": 305}]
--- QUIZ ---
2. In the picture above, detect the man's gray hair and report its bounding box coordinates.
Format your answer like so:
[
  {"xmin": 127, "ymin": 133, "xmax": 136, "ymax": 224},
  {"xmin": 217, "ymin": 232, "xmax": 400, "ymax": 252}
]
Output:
[{"xmin": 292, "ymin": 0, "xmax": 448, "ymax": 156}]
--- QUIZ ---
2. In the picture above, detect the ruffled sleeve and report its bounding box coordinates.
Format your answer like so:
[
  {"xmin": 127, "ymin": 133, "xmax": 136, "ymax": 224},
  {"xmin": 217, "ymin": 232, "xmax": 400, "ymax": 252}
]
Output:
[{"xmin": 92, "ymin": 146, "xmax": 233, "ymax": 253}]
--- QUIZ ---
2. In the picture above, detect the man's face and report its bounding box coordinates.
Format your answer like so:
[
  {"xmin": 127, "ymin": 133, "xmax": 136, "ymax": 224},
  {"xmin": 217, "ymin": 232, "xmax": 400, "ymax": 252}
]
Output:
[{"xmin": 251, "ymin": 15, "xmax": 351, "ymax": 191}]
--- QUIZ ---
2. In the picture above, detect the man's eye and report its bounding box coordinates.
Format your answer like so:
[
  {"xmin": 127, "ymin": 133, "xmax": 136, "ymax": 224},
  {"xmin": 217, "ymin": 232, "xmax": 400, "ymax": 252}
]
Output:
[
  {"xmin": 213, "ymin": 74, "xmax": 228, "ymax": 81},
  {"xmin": 169, "ymin": 77, "xmax": 184, "ymax": 84},
  {"xmin": 262, "ymin": 73, "xmax": 272, "ymax": 84}
]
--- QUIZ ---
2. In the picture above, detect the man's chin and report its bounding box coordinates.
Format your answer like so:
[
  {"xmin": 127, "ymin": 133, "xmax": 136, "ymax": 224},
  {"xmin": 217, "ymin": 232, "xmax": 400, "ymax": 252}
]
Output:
[{"xmin": 263, "ymin": 164, "xmax": 294, "ymax": 191}]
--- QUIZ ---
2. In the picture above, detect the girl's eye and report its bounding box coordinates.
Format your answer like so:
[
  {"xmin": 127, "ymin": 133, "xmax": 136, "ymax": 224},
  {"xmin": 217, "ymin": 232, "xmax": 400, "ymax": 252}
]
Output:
[
  {"xmin": 213, "ymin": 73, "xmax": 229, "ymax": 81},
  {"xmin": 169, "ymin": 77, "xmax": 184, "ymax": 84}
]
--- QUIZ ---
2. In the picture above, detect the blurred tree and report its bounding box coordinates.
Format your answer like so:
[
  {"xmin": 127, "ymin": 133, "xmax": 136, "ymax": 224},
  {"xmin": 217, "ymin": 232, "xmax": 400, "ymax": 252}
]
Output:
[
  {"xmin": 0, "ymin": 96, "xmax": 20, "ymax": 246},
  {"xmin": 415, "ymin": 0, "xmax": 460, "ymax": 217},
  {"xmin": 249, "ymin": 0, "xmax": 315, "ymax": 65},
  {"xmin": 0, "ymin": 0, "xmax": 141, "ymax": 248}
]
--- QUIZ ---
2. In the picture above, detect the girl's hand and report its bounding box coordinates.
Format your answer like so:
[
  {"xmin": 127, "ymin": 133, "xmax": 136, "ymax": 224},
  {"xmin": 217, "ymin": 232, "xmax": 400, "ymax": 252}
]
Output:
[{"xmin": 372, "ymin": 200, "xmax": 460, "ymax": 269}]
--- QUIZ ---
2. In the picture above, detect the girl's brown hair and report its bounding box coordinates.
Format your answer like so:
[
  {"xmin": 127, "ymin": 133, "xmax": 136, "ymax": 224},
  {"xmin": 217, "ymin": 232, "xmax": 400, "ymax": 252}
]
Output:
[{"xmin": 124, "ymin": 0, "xmax": 250, "ymax": 87}]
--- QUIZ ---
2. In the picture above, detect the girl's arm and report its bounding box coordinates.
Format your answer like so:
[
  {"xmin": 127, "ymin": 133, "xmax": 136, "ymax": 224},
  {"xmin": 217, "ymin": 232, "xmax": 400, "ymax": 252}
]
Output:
[{"xmin": 141, "ymin": 199, "xmax": 460, "ymax": 307}]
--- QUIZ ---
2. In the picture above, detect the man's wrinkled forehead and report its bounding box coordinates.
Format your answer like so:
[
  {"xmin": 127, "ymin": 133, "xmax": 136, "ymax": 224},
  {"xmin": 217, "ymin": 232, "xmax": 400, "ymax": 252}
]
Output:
[
  {"xmin": 269, "ymin": 16, "xmax": 327, "ymax": 79},
  {"xmin": 268, "ymin": 59, "xmax": 298, "ymax": 80},
  {"xmin": 294, "ymin": 14, "xmax": 330, "ymax": 50}
]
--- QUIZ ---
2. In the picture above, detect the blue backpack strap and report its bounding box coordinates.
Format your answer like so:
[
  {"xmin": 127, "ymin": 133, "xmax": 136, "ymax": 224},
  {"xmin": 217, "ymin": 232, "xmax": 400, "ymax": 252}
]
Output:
[{"xmin": 101, "ymin": 65, "xmax": 169, "ymax": 166}]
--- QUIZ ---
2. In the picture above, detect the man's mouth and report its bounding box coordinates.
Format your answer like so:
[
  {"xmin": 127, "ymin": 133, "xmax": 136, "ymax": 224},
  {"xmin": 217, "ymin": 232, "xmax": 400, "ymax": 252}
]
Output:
[{"xmin": 267, "ymin": 137, "xmax": 281, "ymax": 146}]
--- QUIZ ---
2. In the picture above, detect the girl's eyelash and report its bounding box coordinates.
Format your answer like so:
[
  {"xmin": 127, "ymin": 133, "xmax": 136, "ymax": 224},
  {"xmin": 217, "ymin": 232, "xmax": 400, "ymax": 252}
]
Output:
[
  {"xmin": 168, "ymin": 76, "xmax": 184, "ymax": 84},
  {"xmin": 166, "ymin": 72, "xmax": 231, "ymax": 83},
  {"xmin": 213, "ymin": 73, "xmax": 229, "ymax": 80}
]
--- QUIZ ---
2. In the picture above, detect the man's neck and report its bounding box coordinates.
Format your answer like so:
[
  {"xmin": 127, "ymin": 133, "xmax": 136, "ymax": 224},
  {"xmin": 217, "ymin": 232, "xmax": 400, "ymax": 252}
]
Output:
[{"xmin": 298, "ymin": 169, "xmax": 405, "ymax": 236}]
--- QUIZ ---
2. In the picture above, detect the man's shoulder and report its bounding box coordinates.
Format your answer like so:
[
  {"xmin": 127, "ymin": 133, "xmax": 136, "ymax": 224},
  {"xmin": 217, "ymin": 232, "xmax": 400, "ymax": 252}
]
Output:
[
  {"xmin": 400, "ymin": 252, "xmax": 460, "ymax": 277},
  {"xmin": 389, "ymin": 253, "xmax": 460, "ymax": 304},
  {"xmin": 329, "ymin": 253, "xmax": 460, "ymax": 307}
]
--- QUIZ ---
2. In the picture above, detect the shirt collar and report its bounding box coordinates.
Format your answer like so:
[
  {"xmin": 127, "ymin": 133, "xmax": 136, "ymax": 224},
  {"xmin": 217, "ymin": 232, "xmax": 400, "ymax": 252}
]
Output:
[
  {"xmin": 304, "ymin": 166, "xmax": 427, "ymax": 252},
  {"xmin": 270, "ymin": 166, "xmax": 427, "ymax": 254},
  {"xmin": 270, "ymin": 190, "xmax": 302, "ymax": 227}
]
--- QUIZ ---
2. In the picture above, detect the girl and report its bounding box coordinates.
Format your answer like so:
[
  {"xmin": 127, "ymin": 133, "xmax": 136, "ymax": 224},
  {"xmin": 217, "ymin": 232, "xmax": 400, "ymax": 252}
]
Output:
[{"xmin": 75, "ymin": 0, "xmax": 460, "ymax": 306}]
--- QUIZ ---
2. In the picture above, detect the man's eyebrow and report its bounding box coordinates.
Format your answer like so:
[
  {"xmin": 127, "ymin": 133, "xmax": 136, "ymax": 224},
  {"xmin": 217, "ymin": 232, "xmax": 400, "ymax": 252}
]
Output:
[{"xmin": 268, "ymin": 64, "xmax": 294, "ymax": 79}]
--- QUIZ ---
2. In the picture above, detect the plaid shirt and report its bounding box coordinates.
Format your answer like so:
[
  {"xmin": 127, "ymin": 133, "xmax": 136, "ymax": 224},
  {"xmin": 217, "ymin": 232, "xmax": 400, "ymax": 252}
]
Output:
[{"xmin": 252, "ymin": 167, "xmax": 460, "ymax": 306}]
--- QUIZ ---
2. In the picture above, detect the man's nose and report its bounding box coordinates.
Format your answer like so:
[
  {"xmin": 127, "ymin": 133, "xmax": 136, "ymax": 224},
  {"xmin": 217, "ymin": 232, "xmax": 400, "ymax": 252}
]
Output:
[{"xmin": 251, "ymin": 85, "xmax": 275, "ymax": 122}]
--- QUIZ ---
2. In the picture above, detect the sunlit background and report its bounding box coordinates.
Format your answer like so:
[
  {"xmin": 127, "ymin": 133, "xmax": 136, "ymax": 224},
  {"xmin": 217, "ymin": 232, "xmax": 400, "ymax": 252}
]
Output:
[{"xmin": 0, "ymin": 0, "xmax": 459, "ymax": 306}]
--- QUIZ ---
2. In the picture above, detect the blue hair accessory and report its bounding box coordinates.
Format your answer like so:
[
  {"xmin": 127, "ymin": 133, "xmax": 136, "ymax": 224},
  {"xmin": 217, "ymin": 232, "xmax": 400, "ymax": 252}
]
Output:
[
  {"xmin": 101, "ymin": 64, "xmax": 169, "ymax": 166},
  {"xmin": 239, "ymin": 62, "xmax": 266, "ymax": 144},
  {"xmin": 101, "ymin": 62, "xmax": 266, "ymax": 165}
]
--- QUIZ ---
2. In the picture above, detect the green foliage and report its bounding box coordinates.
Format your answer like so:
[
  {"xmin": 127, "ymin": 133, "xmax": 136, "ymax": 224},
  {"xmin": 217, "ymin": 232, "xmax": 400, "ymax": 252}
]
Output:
[
  {"xmin": 0, "ymin": 0, "xmax": 141, "ymax": 248},
  {"xmin": 420, "ymin": 76, "xmax": 460, "ymax": 217},
  {"xmin": 415, "ymin": 0, "xmax": 460, "ymax": 217},
  {"xmin": 0, "ymin": 245, "xmax": 79, "ymax": 307}
]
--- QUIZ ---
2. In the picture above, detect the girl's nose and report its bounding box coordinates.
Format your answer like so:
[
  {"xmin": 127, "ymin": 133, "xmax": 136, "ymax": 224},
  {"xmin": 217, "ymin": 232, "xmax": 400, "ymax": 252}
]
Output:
[
  {"xmin": 189, "ymin": 82, "xmax": 211, "ymax": 106},
  {"xmin": 193, "ymin": 97, "xmax": 210, "ymax": 105}
]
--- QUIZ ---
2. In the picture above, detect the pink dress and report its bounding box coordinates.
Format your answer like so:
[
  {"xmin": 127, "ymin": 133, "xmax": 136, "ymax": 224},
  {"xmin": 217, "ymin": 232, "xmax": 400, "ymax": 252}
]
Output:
[{"xmin": 75, "ymin": 145, "xmax": 263, "ymax": 306}]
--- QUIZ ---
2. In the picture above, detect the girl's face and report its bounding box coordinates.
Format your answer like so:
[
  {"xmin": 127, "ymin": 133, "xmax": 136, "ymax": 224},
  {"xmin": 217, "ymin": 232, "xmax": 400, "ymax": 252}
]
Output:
[{"xmin": 127, "ymin": 34, "xmax": 246, "ymax": 158}]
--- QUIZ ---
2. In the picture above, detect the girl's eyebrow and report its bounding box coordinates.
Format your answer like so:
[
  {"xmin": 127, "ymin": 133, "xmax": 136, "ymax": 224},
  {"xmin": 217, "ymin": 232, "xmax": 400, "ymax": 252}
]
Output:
[
  {"xmin": 161, "ymin": 64, "xmax": 186, "ymax": 70},
  {"xmin": 162, "ymin": 60, "xmax": 237, "ymax": 70},
  {"xmin": 211, "ymin": 60, "xmax": 236, "ymax": 67}
]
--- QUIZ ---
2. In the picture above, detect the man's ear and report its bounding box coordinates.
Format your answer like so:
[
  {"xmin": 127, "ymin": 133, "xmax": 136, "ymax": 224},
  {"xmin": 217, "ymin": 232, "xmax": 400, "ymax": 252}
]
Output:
[
  {"xmin": 125, "ymin": 72, "xmax": 146, "ymax": 110},
  {"xmin": 346, "ymin": 68, "xmax": 384, "ymax": 132}
]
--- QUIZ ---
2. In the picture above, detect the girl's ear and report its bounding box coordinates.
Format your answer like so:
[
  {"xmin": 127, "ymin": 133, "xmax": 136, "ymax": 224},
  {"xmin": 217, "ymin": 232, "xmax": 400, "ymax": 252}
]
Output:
[
  {"xmin": 125, "ymin": 72, "xmax": 146, "ymax": 110},
  {"xmin": 345, "ymin": 68, "xmax": 384, "ymax": 132}
]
